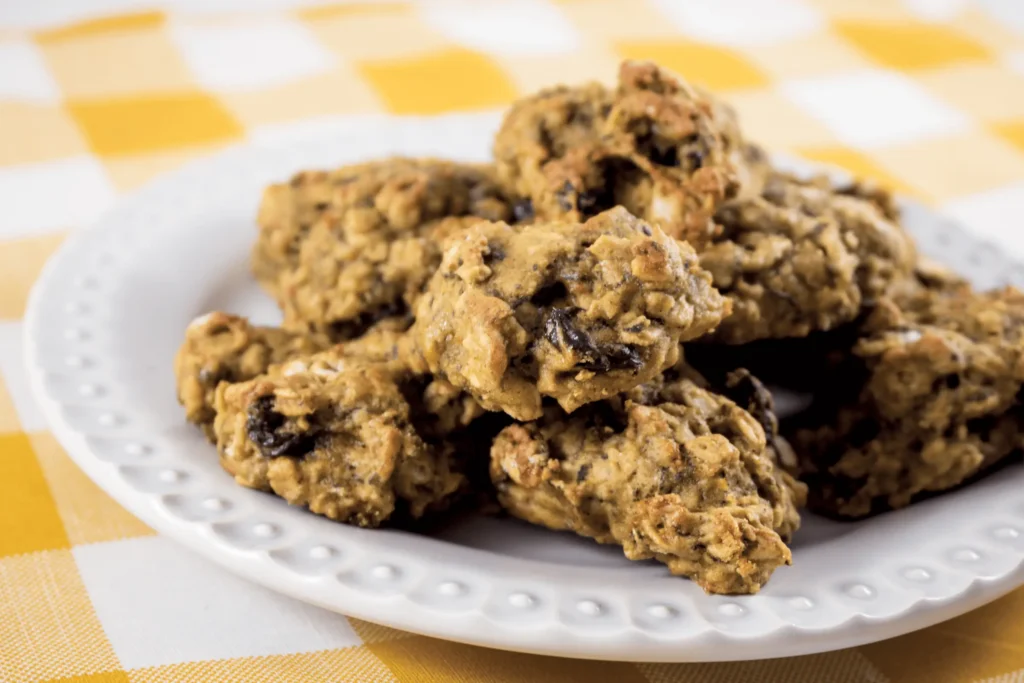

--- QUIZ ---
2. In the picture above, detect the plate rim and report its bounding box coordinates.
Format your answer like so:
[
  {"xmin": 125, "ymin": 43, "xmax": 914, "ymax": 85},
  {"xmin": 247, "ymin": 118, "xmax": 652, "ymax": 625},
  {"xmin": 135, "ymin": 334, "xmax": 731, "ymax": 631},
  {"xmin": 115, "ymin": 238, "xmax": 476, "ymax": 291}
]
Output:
[{"xmin": 23, "ymin": 113, "xmax": 1024, "ymax": 662}]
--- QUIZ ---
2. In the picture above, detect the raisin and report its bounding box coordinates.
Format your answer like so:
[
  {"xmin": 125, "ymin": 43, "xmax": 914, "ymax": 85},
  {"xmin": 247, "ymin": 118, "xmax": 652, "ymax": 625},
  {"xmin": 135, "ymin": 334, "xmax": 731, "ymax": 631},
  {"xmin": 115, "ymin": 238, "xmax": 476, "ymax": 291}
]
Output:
[
  {"xmin": 685, "ymin": 150, "xmax": 704, "ymax": 170},
  {"xmin": 544, "ymin": 309, "xmax": 641, "ymax": 373},
  {"xmin": 596, "ymin": 344, "xmax": 644, "ymax": 372},
  {"xmin": 530, "ymin": 282, "xmax": 568, "ymax": 308},
  {"xmin": 329, "ymin": 301, "xmax": 409, "ymax": 340},
  {"xmin": 636, "ymin": 131, "xmax": 679, "ymax": 167},
  {"xmin": 246, "ymin": 395, "xmax": 314, "ymax": 458},
  {"xmin": 847, "ymin": 419, "xmax": 880, "ymax": 448},
  {"xmin": 544, "ymin": 308, "xmax": 594, "ymax": 359},
  {"xmin": 944, "ymin": 374, "xmax": 961, "ymax": 389},
  {"xmin": 723, "ymin": 370, "xmax": 776, "ymax": 438},
  {"xmin": 512, "ymin": 199, "xmax": 534, "ymax": 222},
  {"xmin": 576, "ymin": 464, "xmax": 591, "ymax": 483},
  {"xmin": 576, "ymin": 190, "xmax": 602, "ymax": 215},
  {"xmin": 313, "ymin": 202, "xmax": 329, "ymax": 211},
  {"xmin": 198, "ymin": 365, "xmax": 229, "ymax": 387},
  {"xmin": 556, "ymin": 181, "xmax": 575, "ymax": 211},
  {"xmin": 484, "ymin": 241, "xmax": 505, "ymax": 264}
]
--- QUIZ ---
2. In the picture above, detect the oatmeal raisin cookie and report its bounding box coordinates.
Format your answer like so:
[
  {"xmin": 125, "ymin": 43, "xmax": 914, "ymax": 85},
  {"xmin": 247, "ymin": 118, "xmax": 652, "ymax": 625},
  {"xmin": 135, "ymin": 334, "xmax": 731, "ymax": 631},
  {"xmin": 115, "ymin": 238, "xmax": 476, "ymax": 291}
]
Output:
[
  {"xmin": 411, "ymin": 207, "xmax": 730, "ymax": 420},
  {"xmin": 213, "ymin": 363, "xmax": 464, "ymax": 526},
  {"xmin": 490, "ymin": 366, "xmax": 797, "ymax": 594},
  {"xmin": 701, "ymin": 169, "xmax": 914, "ymax": 344},
  {"xmin": 493, "ymin": 61, "xmax": 737, "ymax": 245},
  {"xmin": 255, "ymin": 158, "xmax": 510, "ymax": 337},
  {"xmin": 791, "ymin": 285, "xmax": 1024, "ymax": 518}
]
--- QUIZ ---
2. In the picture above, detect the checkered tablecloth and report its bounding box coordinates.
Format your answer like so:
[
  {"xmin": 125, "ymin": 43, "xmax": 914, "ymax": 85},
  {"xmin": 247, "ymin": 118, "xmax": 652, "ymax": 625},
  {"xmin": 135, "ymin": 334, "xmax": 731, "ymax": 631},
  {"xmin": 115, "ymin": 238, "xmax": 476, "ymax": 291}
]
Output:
[{"xmin": 2, "ymin": 1, "xmax": 1024, "ymax": 681}]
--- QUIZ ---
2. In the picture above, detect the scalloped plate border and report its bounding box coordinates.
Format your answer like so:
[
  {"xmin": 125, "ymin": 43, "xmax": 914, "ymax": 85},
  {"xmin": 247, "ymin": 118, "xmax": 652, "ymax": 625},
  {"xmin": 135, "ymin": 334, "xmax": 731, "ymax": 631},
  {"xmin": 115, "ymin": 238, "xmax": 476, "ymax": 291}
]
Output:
[{"xmin": 23, "ymin": 113, "xmax": 1024, "ymax": 662}]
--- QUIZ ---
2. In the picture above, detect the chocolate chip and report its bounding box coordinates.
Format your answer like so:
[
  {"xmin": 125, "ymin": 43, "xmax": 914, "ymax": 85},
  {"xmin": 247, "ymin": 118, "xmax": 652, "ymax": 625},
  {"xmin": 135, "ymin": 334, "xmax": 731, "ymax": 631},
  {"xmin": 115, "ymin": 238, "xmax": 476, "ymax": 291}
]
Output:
[
  {"xmin": 246, "ymin": 395, "xmax": 314, "ymax": 458},
  {"xmin": 512, "ymin": 199, "xmax": 534, "ymax": 222},
  {"xmin": 576, "ymin": 464, "xmax": 591, "ymax": 483},
  {"xmin": 944, "ymin": 374, "xmax": 961, "ymax": 389}
]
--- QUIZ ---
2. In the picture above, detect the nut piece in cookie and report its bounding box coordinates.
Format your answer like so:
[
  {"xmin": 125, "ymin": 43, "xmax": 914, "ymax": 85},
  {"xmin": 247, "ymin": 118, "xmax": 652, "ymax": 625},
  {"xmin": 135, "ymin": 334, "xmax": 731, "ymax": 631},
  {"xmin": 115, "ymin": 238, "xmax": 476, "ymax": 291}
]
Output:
[
  {"xmin": 490, "ymin": 368, "xmax": 797, "ymax": 594},
  {"xmin": 791, "ymin": 285, "xmax": 1024, "ymax": 518},
  {"xmin": 213, "ymin": 363, "xmax": 464, "ymax": 527},
  {"xmin": 493, "ymin": 60, "xmax": 737, "ymax": 245},
  {"xmin": 701, "ymin": 169, "xmax": 915, "ymax": 344},
  {"xmin": 254, "ymin": 158, "xmax": 511, "ymax": 338},
  {"xmin": 173, "ymin": 312, "xmax": 330, "ymax": 438},
  {"xmin": 411, "ymin": 207, "xmax": 731, "ymax": 420}
]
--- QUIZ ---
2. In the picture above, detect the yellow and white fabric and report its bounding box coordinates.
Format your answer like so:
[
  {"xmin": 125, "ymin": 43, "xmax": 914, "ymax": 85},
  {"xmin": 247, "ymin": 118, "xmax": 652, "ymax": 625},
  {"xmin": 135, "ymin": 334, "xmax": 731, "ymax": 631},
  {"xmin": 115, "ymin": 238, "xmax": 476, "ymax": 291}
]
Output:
[{"xmin": 2, "ymin": 1, "xmax": 1024, "ymax": 681}]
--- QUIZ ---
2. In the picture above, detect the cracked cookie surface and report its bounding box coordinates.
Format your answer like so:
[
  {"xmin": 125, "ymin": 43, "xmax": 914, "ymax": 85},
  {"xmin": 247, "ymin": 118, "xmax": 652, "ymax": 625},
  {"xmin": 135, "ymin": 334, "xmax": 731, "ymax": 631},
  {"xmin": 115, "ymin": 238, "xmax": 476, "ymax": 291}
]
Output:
[
  {"xmin": 791, "ymin": 284, "xmax": 1024, "ymax": 518},
  {"xmin": 213, "ymin": 362, "xmax": 465, "ymax": 527},
  {"xmin": 489, "ymin": 362, "xmax": 798, "ymax": 594},
  {"xmin": 174, "ymin": 312, "xmax": 331, "ymax": 438},
  {"xmin": 255, "ymin": 158, "xmax": 511, "ymax": 338},
  {"xmin": 493, "ymin": 60, "xmax": 737, "ymax": 245},
  {"xmin": 411, "ymin": 206, "xmax": 730, "ymax": 420},
  {"xmin": 701, "ymin": 169, "xmax": 914, "ymax": 344}
]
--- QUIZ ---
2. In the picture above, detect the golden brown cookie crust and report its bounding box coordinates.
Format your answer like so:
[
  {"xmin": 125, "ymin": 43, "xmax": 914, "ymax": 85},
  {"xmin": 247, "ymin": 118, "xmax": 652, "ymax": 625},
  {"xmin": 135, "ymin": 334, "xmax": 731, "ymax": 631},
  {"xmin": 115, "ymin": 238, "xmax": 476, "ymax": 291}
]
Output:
[
  {"xmin": 213, "ymin": 362, "xmax": 464, "ymax": 526},
  {"xmin": 411, "ymin": 207, "xmax": 730, "ymax": 420},
  {"xmin": 254, "ymin": 158, "xmax": 511, "ymax": 338},
  {"xmin": 792, "ymin": 285, "xmax": 1024, "ymax": 518},
  {"xmin": 493, "ymin": 61, "xmax": 737, "ymax": 245},
  {"xmin": 490, "ymin": 368, "xmax": 797, "ymax": 594},
  {"xmin": 173, "ymin": 312, "xmax": 331, "ymax": 438},
  {"xmin": 701, "ymin": 170, "xmax": 915, "ymax": 344}
]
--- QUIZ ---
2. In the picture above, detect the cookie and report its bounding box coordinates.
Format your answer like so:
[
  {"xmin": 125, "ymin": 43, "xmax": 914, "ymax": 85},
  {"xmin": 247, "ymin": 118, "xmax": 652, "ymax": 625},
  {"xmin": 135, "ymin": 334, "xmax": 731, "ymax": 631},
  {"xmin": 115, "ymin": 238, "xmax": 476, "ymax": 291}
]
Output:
[
  {"xmin": 493, "ymin": 60, "xmax": 737, "ymax": 245},
  {"xmin": 411, "ymin": 206, "xmax": 730, "ymax": 420},
  {"xmin": 174, "ymin": 312, "xmax": 331, "ymax": 438},
  {"xmin": 489, "ymin": 363, "xmax": 799, "ymax": 594},
  {"xmin": 701, "ymin": 169, "xmax": 914, "ymax": 344},
  {"xmin": 213, "ymin": 362, "xmax": 464, "ymax": 526},
  {"xmin": 791, "ymin": 285, "xmax": 1024, "ymax": 518},
  {"xmin": 254, "ymin": 158, "xmax": 511, "ymax": 338}
]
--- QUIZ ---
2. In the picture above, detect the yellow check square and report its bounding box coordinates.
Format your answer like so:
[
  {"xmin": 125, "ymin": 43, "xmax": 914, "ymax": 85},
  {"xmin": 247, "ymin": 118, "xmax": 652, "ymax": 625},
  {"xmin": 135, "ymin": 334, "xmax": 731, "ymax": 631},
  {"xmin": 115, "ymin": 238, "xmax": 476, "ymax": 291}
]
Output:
[
  {"xmin": 0, "ymin": 550, "xmax": 121, "ymax": 681},
  {"xmin": 836, "ymin": 20, "xmax": 991, "ymax": 70},
  {"xmin": 617, "ymin": 40, "xmax": 769, "ymax": 91},
  {"xmin": 360, "ymin": 48, "xmax": 518, "ymax": 115},
  {"xmin": 0, "ymin": 433, "xmax": 70, "ymax": 557},
  {"xmin": 68, "ymin": 94, "xmax": 243, "ymax": 157}
]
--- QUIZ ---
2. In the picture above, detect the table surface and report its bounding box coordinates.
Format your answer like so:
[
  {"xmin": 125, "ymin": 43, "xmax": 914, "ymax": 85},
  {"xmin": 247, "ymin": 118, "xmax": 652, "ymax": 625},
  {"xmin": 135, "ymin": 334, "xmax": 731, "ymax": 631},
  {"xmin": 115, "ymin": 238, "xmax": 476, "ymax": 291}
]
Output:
[{"xmin": 2, "ymin": 1, "xmax": 1024, "ymax": 681}]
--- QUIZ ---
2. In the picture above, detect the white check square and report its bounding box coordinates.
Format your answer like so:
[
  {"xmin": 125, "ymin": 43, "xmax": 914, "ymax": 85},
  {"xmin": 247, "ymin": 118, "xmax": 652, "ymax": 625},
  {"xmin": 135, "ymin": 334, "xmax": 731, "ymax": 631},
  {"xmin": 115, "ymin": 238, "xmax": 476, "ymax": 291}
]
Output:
[
  {"xmin": 782, "ymin": 69, "xmax": 970, "ymax": 148},
  {"xmin": 170, "ymin": 16, "xmax": 334, "ymax": 92},
  {"xmin": 0, "ymin": 41, "xmax": 60, "ymax": 102},
  {"xmin": 73, "ymin": 536, "xmax": 362, "ymax": 669},
  {"xmin": 903, "ymin": 0, "xmax": 970, "ymax": 21},
  {"xmin": 649, "ymin": 0, "xmax": 823, "ymax": 46},
  {"xmin": 0, "ymin": 156, "xmax": 115, "ymax": 238},
  {"xmin": 942, "ymin": 181, "xmax": 1024, "ymax": 261},
  {"xmin": 420, "ymin": 0, "xmax": 580, "ymax": 56}
]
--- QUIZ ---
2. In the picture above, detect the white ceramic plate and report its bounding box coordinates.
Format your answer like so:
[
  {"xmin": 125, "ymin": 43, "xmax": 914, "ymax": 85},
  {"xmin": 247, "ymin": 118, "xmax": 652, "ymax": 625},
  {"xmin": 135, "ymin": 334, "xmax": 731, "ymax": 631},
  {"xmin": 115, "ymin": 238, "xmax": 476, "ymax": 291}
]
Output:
[{"xmin": 25, "ymin": 114, "xmax": 1024, "ymax": 662}]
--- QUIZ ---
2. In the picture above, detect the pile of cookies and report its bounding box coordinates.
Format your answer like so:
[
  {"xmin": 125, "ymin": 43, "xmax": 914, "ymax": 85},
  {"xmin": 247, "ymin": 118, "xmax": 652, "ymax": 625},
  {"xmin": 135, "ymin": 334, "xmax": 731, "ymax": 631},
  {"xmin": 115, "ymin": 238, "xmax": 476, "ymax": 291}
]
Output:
[{"xmin": 174, "ymin": 61, "xmax": 1024, "ymax": 595}]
